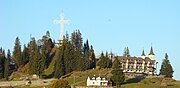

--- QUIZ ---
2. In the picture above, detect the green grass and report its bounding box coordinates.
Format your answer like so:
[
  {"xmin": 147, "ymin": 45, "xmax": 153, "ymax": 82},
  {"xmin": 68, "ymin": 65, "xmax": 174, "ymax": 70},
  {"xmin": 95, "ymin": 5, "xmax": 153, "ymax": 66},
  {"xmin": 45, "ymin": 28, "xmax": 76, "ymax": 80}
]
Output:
[
  {"xmin": 121, "ymin": 78, "xmax": 180, "ymax": 88},
  {"xmin": 64, "ymin": 68, "xmax": 180, "ymax": 88},
  {"xmin": 65, "ymin": 68, "xmax": 111, "ymax": 86},
  {"xmin": 2, "ymin": 67, "xmax": 180, "ymax": 88}
]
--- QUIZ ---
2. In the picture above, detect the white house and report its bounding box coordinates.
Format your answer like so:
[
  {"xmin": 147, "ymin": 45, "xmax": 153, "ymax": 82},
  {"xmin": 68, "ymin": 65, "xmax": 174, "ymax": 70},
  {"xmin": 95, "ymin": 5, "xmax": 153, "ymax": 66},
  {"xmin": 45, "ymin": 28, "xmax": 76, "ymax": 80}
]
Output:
[{"xmin": 87, "ymin": 75, "xmax": 108, "ymax": 86}]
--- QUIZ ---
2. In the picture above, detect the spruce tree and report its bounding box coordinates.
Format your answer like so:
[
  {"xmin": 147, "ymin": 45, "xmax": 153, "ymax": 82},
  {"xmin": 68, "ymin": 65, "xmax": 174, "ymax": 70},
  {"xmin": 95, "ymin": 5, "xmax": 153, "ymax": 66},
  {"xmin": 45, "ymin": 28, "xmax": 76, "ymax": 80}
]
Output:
[
  {"xmin": 123, "ymin": 47, "xmax": 130, "ymax": 57},
  {"xmin": 111, "ymin": 58, "xmax": 125, "ymax": 87},
  {"xmin": 97, "ymin": 51, "xmax": 110, "ymax": 68},
  {"xmin": 64, "ymin": 42, "xmax": 73, "ymax": 74},
  {"xmin": 71, "ymin": 30, "xmax": 83, "ymax": 49},
  {"xmin": 29, "ymin": 38, "xmax": 40, "ymax": 75},
  {"xmin": 105, "ymin": 51, "xmax": 111, "ymax": 68},
  {"xmin": 84, "ymin": 49, "xmax": 90, "ymax": 70},
  {"xmin": 54, "ymin": 49, "xmax": 61, "ymax": 78},
  {"xmin": 42, "ymin": 38, "xmax": 53, "ymax": 68},
  {"xmin": 46, "ymin": 30, "xmax": 50, "ymax": 38},
  {"xmin": 97, "ymin": 51, "xmax": 105, "ymax": 68},
  {"xmin": 160, "ymin": 53, "xmax": 174, "ymax": 78},
  {"xmin": 4, "ymin": 49, "xmax": 10, "ymax": 80},
  {"xmin": 71, "ymin": 30, "xmax": 83, "ymax": 71},
  {"xmin": 0, "ymin": 49, "xmax": 5, "ymax": 78},
  {"xmin": 54, "ymin": 44, "xmax": 65, "ymax": 78},
  {"xmin": 90, "ymin": 45, "xmax": 96, "ymax": 69},
  {"xmin": 12, "ymin": 37, "xmax": 22, "ymax": 70},
  {"xmin": 38, "ymin": 44, "xmax": 46, "ymax": 75},
  {"xmin": 75, "ymin": 49, "xmax": 84, "ymax": 71},
  {"xmin": 22, "ymin": 44, "xmax": 29, "ymax": 65}
]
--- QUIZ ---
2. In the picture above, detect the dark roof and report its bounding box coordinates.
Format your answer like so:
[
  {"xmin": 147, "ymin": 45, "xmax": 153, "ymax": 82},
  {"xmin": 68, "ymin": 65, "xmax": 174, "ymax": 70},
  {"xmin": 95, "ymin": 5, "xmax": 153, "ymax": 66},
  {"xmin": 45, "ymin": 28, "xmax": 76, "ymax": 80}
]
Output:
[
  {"xmin": 149, "ymin": 46, "xmax": 155, "ymax": 55},
  {"xmin": 141, "ymin": 50, "xmax": 145, "ymax": 56},
  {"xmin": 117, "ymin": 56, "xmax": 155, "ymax": 64}
]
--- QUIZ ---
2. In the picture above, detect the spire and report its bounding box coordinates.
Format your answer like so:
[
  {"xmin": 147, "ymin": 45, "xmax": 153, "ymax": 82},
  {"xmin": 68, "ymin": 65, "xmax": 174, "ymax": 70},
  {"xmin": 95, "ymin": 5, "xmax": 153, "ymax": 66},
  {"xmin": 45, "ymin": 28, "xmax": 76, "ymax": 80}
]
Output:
[
  {"xmin": 141, "ymin": 49, "xmax": 145, "ymax": 56},
  {"xmin": 149, "ymin": 46, "xmax": 155, "ymax": 55}
]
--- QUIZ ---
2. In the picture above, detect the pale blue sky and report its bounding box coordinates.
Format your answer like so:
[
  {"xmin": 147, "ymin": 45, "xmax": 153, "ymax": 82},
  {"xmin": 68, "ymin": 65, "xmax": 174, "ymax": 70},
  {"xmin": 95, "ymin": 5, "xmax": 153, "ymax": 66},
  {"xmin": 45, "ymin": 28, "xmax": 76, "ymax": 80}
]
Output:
[{"xmin": 0, "ymin": 0, "xmax": 180, "ymax": 80}]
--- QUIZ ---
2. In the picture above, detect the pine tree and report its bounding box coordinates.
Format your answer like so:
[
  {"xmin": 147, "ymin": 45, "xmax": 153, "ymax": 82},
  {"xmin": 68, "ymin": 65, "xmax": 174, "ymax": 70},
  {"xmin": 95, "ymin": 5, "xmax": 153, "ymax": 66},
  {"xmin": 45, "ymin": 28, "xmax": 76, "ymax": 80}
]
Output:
[
  {"xmin": 71, "ymin": 30, "xmax": 83, "ymax": 49},
  {"xmin": 54, "ymin": 49, "xmax": 61, "ymax": 78},
  {"xmin": 64, "ymin": 42, "xmax": 74, "ymax": 74},
  {"xmin": 46, "ymin": 30, "xmax": 50, "ymax": 38},
  {"xmin": 38, "ymin": 44, "xmax": 46, "ymax": 75},
  {"xmin": 97, "ymin": 51, "xmax": 110, "ymax": 68},
  {"xmin": 105, "ymin": 51, "xmax": 111, "ymax": 68},
  {"xmin": 71, "ymin": 30, "xmax": 83, "ymax": 71},
  {"xmin": 111, "ymin": 58, "xmax": 125, "ymax": 87},
  {"xmin": 75, "ymin": 49, "xmax": 84, "ymax": 71},
  {"xmin": 4, "ymin": 49, "xmax": 10, "ymax": 80},
  {"xmin": 22, "ymin": 44, "xmax": 29, "ymax": 65},
  {"xmin": 0, "ymin": 49, "xmax": 5, "ymax": 78},
  {"xmin": 90, "ymin": 45, "xmax": 96, "ymax": 69},
  {"xmin": 160, "ymin": 53, "xmax": 174, "ymax": 78},
  {"xmin": 97, "ymin": 51, "xmax": 105, "ymax": 68},
  {"xmin": 54, "ymin": 44, "xmax": 65, "ymax": 78},
  {"xmin": 12, "ymin": 37, "xmax": 22, "ymax": 70},
  {"xmin": 42, "ymin": 38, "xmax": 53, "ymax": 68},
  {"xmin": 29, "ymin": 38, "xmax": 40, "ymax": 75},
  {"xmin": 84, "ymin": 49, "xmax": 90, "ymax": 70},
  {"xmin": 123, "ymin": 47, "xmax": 130, "ymax": 57}
]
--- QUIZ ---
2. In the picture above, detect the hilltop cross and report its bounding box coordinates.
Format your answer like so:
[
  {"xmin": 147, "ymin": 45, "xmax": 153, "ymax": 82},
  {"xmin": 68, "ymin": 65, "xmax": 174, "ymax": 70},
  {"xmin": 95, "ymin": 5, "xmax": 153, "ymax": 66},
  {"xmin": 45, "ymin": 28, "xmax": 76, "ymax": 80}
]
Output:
[{"xmin": 54, "ymin": 13, "xmax": 70, "ymax": 42}]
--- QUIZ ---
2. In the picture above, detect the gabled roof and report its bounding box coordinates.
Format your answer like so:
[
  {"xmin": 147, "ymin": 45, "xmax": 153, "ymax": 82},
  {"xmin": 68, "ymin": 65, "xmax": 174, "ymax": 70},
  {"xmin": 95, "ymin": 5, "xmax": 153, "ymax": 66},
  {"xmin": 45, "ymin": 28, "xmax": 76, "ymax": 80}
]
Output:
[{"xmin": 116, "ymin": 56, "xmax": 155, "ymax": 64}]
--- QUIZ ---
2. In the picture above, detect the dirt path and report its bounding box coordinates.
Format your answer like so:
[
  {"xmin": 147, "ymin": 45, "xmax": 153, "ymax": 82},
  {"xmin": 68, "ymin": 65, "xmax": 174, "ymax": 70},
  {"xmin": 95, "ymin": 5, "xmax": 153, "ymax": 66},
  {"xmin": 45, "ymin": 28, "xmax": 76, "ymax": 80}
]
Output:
[{"xmin": 0, "ymin": 79, "xmax": 54, "ymax": 87}]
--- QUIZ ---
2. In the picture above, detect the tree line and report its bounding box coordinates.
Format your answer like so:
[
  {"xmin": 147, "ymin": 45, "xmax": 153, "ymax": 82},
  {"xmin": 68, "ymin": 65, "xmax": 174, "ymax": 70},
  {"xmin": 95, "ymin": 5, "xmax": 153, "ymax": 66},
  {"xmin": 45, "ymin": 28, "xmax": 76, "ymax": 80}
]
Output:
[
  {"xmin": 0, "ymin": 48, "xmax": 11, "ymax": 80},
  {"xmin": 0, "ymin": 30, "xmax": 97, "ymax": 80}
]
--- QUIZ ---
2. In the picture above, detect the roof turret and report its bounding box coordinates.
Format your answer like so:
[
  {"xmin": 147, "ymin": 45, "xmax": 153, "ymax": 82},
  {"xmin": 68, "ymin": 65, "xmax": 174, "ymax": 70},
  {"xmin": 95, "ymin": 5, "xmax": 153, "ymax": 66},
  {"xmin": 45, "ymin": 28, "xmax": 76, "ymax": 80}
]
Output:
[
  {"xmin": 141, "ymin": 49, "xmax": 145, "ymax": 56},
  {"xmin": 149, "ymin": 46, "xmax": 155, "ymax": 55}
]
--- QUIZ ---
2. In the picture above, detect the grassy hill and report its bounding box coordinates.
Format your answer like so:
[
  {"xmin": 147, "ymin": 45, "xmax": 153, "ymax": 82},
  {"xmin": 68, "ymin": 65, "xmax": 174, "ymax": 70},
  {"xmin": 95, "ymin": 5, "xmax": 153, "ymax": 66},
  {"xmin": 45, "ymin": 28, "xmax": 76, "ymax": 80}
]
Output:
[
  {"xmin": 2, "ymin": 68, "xmax": 180, "ymax": 88},
  {"xmin": 122, "ymin": 78, "xmax": 180, "ymax": 88},
  {"xmin": 63, "ymin": 69, "xmax": 180, "ymax": 88},
  {"xmin": 65, "ymin": 68, "xmax": 111, "ymax": 86}
]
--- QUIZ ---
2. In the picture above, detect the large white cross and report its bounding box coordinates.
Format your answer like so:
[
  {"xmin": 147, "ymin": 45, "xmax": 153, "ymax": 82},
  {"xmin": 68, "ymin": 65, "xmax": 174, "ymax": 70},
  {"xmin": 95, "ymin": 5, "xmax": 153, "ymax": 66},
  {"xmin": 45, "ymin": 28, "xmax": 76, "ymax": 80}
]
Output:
[{"xmin": 54, "ymin": 13, "xmax": 70, "ymax": 41}]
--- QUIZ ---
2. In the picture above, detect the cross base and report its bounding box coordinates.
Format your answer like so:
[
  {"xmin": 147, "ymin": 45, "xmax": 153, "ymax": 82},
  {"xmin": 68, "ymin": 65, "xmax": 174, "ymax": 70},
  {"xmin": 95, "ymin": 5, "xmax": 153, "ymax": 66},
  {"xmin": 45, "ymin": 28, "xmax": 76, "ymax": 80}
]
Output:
[{"xmin": 55, "ymin": 40, "xmax": 63, "ymax": 47}]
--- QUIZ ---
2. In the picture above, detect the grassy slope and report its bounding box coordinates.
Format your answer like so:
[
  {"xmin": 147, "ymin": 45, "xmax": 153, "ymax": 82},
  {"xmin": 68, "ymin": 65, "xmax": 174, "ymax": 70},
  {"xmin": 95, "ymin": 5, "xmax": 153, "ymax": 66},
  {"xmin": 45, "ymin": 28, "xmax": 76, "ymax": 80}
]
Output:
[
  {"xmin": 3, "ymin": 68, "xmax": 180, "ymax": 88},
  {"xmin": 65, "ymin": 69, "xmax": 111, "ymax": 86},
  {"xmin": 64, "ymin": 69, "xmax": 180, "ymax": 88},
  {"xmin": 122, "ymin": 78, "xmax": 180, "ymax": 88}
]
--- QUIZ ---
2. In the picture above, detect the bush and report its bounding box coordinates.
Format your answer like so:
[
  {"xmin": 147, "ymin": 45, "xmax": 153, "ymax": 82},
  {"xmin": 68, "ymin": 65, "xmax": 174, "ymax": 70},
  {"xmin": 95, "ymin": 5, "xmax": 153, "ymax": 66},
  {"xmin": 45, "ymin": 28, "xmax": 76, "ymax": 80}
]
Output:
[{"xmin": 51, "ymin": 78, "xmax": 71, "ymax": 88}]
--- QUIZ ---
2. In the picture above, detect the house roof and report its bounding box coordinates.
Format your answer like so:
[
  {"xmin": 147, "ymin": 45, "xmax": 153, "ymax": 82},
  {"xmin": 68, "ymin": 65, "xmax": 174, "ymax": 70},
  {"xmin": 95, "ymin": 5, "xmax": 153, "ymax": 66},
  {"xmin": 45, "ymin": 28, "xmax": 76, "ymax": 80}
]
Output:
[
  {"xmin": 116, "ymin": 56, "xmax": 155, "ymax": 64},
  {"xmin": 141, "ymin": 49, "xmax": 145, "ymax": 56},
  {"xmin": 149, "ymin": 46, "xmax": 155, "ymax": 55}
]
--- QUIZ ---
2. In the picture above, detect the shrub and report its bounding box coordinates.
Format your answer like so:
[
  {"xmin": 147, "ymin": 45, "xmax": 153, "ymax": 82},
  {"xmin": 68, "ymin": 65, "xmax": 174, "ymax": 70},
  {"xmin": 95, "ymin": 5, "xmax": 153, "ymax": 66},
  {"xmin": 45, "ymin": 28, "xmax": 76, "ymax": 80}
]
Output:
[{"xmin": 51, "ymin": 78, "xmax": 70, "ymax": 88}]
